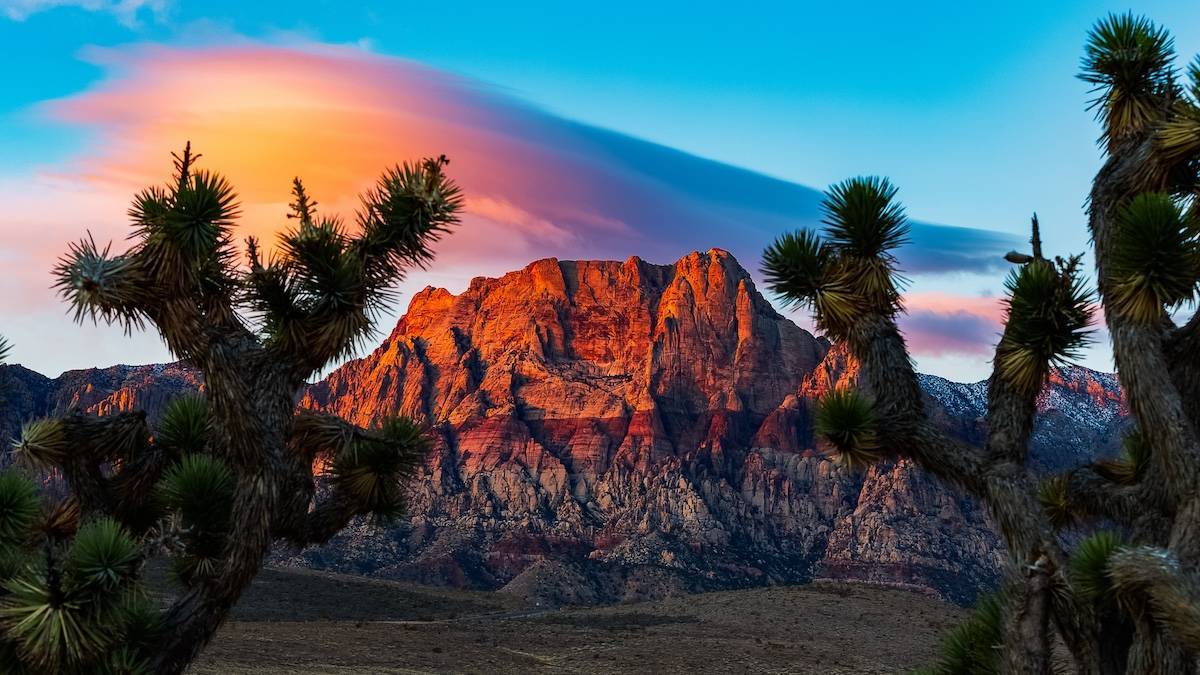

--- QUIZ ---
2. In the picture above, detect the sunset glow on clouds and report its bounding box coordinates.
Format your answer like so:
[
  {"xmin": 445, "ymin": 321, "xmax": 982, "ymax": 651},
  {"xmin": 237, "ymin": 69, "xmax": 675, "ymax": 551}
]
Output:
[
  {"xmin": 901, "ymin": 292, "xmax": 1008, "ymax": 357},
  {"xmin": 2, "ymin": 40, "xmax": 1025, "ymax": 376}
]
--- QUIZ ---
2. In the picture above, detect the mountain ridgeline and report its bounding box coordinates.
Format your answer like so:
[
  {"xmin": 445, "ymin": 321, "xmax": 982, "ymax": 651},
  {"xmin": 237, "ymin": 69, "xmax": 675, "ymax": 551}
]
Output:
[{"xmin": 0, "ymin": 250, "xmax": 1126, "ymax": 604}]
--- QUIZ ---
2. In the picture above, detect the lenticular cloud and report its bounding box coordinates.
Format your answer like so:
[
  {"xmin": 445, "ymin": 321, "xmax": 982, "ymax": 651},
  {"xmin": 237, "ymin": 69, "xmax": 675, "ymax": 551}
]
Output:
[
  {"xmin": 44, "ymin": 41, "xmax": 1014, "ymax": 276},
  {"xmin": 3, "ymin": 40, "xmax": 1019, "ymax": 367}
]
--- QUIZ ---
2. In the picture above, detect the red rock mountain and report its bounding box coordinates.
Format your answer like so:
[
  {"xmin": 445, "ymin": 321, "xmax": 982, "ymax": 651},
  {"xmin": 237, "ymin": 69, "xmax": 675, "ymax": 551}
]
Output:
[{"xmin": 0, "ymin": 250, "xmax": 1127, "ymax": 604}]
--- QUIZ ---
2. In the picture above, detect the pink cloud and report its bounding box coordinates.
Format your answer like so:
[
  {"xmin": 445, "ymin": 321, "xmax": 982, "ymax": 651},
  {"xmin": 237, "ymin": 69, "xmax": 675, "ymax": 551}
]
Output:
[
  {"xmin": 3, "ymin": 40, "xmax": 1021, "ymax": 375},
  {"xmin": 899, "ymin": 292, "xmax": 1005, "ymax": 357}
]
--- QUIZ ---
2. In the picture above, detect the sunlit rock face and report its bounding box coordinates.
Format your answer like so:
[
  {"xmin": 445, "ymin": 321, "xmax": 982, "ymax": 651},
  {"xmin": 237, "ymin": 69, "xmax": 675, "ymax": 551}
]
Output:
[
  {"xmin": 0, "ymin": 251, "xmax": 1127, "ymax": 604},
  {"xmin": 0, "ymin": 362, "xmax": 202, "ymax": 449}
]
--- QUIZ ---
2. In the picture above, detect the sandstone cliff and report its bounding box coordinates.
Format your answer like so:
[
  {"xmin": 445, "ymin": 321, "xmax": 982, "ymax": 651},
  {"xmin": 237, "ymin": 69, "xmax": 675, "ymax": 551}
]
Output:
[{"xmin": 0, "ymin": 250, "xmax": 1127, "ymax": 604}]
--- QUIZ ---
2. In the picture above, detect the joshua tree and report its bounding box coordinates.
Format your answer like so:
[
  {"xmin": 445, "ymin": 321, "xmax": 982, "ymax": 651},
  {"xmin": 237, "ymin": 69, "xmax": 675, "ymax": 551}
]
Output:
[
  {"xmin": 763, "ymin": 14, "xmax": 1200, "ymax": 674},
  {"xmin": 0, "ymin": 145, "xmax": 461, "ymax": 673}
]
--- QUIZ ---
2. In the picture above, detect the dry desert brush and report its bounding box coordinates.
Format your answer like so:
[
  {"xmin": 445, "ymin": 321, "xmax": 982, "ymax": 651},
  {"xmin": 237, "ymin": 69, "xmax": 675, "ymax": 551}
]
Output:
[
  {"xmin": 0, "ymin": 145, "xmax": 461, "ymax": 673},
  {"xmin": 763, "ymin": 13, "xmax": 1200, "ymax": 673}
]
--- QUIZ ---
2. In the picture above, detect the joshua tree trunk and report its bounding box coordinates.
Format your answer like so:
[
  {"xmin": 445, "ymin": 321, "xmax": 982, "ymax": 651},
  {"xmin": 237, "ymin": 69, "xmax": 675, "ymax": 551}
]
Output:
[
  {"xmin": 763, "ymin": 17, "xmax": 1200, "ymax": 669},
  {"xmin": 0, "ymin": 146, "xmax": 462, "ymax": 674}
]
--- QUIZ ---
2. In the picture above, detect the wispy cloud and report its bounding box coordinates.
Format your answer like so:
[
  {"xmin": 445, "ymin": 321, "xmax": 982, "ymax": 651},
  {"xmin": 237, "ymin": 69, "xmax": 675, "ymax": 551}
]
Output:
[
  {"xmin": 1, "ymin": 0, "xmax": 167, "ymax": 26},
  {"xmin": 4, "ymin": 40, "xmax": 1022, "ymax": 373},
  {"xmin": 35, "ymin": 42, "xmax": 1017, "ymax": 274},
  {"xmin": 900, "ymin": 292, "xmax": 1005, "ymax": 357}
]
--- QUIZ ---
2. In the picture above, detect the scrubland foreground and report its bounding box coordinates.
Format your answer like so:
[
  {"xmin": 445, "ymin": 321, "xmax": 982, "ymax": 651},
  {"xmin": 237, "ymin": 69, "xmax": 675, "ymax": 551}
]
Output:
[{"xmin": 194, "ymin": 567, "xmax": 960, "ymax": 674}]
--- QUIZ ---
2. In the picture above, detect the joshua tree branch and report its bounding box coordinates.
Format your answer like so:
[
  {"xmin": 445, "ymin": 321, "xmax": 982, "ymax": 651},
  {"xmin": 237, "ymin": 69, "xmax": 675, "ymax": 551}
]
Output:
[
  {"xmin": 984, "ymin": 375, "xmax": 1038, "ymax": 466},
  {"xmin": 1066, "ymin": 467, "xmax": 1172, "ymax": 539},
  {"xmin": 278, "ymin": 489, "xmax": 360, "ymax": 547},
  {"xmin": 59, "ymin": 410, "xmax": 151, "ymax": 462},
  {"xmin": 48, "ymin": 411, "xmax": 150, "ymax": 519},
  {"xmin": 842, "ymin": 309, "xmax": 1098, "ymax": 672},
  {"xmin": 1166, "ymin": 312, "xmax": 1200, "ymax": 431},
  {"xmin": 1110, "ymin": 546, "xmax": 1200, "ymax": 650},
  {"xmin": 1089, "ymin": 137, "xmax": 1200, "ymax": 509}
]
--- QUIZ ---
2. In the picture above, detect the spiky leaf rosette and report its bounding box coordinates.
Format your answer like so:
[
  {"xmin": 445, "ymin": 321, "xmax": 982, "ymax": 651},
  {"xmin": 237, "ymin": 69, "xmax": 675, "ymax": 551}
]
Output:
[
  {"xmin": 1096, "ymin": 430, "xmax": 1151, "ymax": 485},
  {"xmin": 761, "ymin": 230, "xmax": 860, "ymax": 338},
  {"xmin": 0, "ymin": 471, "xmax": 39, "ymax": 545},
  {"xmin": 0, "ymin": 336, "xmax": 10, "ymax": 363},
  {"xmin": 923, "ymin": 592, "xmax": 1003, "ymax": 675},
  {"xmin": 1080, "ymin": 13, "xmax": 1176, "ymax": 148},
  {"xmin": 0, "ymin": 570, "xmax": 117, "ymax": 670},
  {"xmin": 1070, "ymin": 530, "xmax": 1124, "ymax": 607},
  {"xmin": 291, "ymin": 410, "xmax": 359, "ymax": 460},
  {"xmin": 1108, "ymin": 546, "xmax": 1200, "ymax": 648},
  {"xmin": 822, "ymin": 176, "xmax": 909, "ymax": 258},
  {"xmin": 131, "ymin": 146, "xmax": 240, "ymax": 296},
  {"xmin": 994, "ymin": 257, "xmax": 1094, "ymax": 395},
  {"xmin": 821, "ymin": 176, "xmax": 908, "ymax": 313},
  {"xmin": 1108, "ymin": 192, "xmax": 1200, "ymax": 323},
  {"xmin": 40, "ymin": 498, "xmax": 80, "ymax": 542},
  {"xmin": 1157, "ymin": 98, "xmax": 1200, "ymax": 166},
  {"xmin": 1038, "ymin": 474, "xmax": 1075, "ymax": 530},
  {"xmin": 355, "ymin": 157, "xmax": 463, "ymax": 278},
  {"xmin": 97, "ymin": 647, "xmax": 153, "ymax": 675},
  {"xmin": 813, "ymin": 389, "xmax": 882, "ymax": 470},
  {"xmin": 157, "ymin": 454, "xmax": 234, "ymax": 583},
  {"xmin": 155, "ymin": 395, "xmax": 212, "ymax": 455},
  {"xmin": 65, "ymin": 518, "xmax": 140, "ymax": 596},
  {"xmin": 12, "ymin": 419, "xmax": 67, "ymax": 470},
  {"xmin": 115, "ymin": 594, "xmax": 164, "ymax": 657},
  {"xmin": 763, "ymin": 230, "xmax": 830, "ymax": 305},
  {"xmin": 157, "ymin": 454, "xmax": 234, "ymax": 533},
  {"xmin": 52, "ymin": 235, "xmax": 146, "ymax": 333},
  {"xmin": 330, "ymin": 417, "xmax": 429, "ymax": 520}
]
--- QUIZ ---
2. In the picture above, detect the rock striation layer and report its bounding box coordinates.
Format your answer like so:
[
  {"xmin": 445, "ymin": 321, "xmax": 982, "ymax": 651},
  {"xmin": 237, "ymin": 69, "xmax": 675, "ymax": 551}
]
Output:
[{"xmin": 0, "ymin": 251, "xmax": 1127, "ymax": 604}]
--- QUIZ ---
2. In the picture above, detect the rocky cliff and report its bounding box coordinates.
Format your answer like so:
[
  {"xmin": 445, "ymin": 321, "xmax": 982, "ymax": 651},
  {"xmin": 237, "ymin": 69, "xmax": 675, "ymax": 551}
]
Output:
[{"xmin": 0, "ymin": 250, "xmax": 1127, "ymax": 604}]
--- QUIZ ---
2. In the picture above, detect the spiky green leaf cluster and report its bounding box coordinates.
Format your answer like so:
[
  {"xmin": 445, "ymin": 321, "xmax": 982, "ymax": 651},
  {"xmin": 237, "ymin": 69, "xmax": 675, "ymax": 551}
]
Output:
[
  {"xmin": 0, "ymin": 336, "xmax": 10, "ymax": 364},
  {"xmin": 157, "ymin": 454, "xmax": 234, "ymax": 584},
  {"xmin": 130, "ymin": 145, "xmax": 240, "ymax": 298},
  {"xmin": 1108, "ymin": 193, "xmax": 1200, "ymax": 323},
  {"xmin": 0, "ymin": 472, "xmax": 39, "ymax": 546},
  {"xmin": 1080, "ymin": 13, "xmax": 1176, "ymax": 147},
  {"xmin": 763, "ymin": 178, "xmax": 908, "ymax": 339},
  {"xmin": 0, "ymin": 519, "xmax": 143, "ymax": 671},
  {"xmin": 1156, "ymin": 98, "xmax": 1200, "ymax": 166},
  {"xmin": 994, "ymin": 257, "xmax": 1094, "ymax": 395},
  {"xmin": 330, "ymin": 417, "xmax": 429, "ymax": 520},
  {"xmin": 155, "ymin": 395, "xmax": 212, "ymax": 455},
  {"xmin": 762, "ymin": 230, "xmax": 836, "ymax": 308},
  {"xmin": 813, "ymin": 389, "xmax": 882, "ymax": 470},
  {"xmin": 356, "ymin": 158, "xmax": 462, "ymax": 275},
  {"xmin": 1070, "ymin": 530, "xmax": 1124, "ymax": 607},
  {"xmin": 1096, "ymin": 430, "xmax": 1151, "ymax": 485},
  {"xmin": 920, "ymin": 592, "xmax": 1004, "ymax": 675},
  {"xmin": 823, "ymin": 176, "xmax": 909, "ymax": 258},
  {"xmin": 65, "ymin": 519, "xmax": 140, "ymax": 595},
  {"xmin": 245, "ymin": 157, "xmax": 463, "ymax": 366},
  {"xmin": 1038, "ymin": 474, "xmax": 1075, "ymax": 530},
  {"xmin": 291, "ymin": 409, "xmax": 359, "ymax": 459},
  {"xmin": 52, "ymin": 236, "xmax": 145, "ymax": 333},
  {"xmin": 12, "ymin": 419, "xmax": 67, "ymax": 471}
]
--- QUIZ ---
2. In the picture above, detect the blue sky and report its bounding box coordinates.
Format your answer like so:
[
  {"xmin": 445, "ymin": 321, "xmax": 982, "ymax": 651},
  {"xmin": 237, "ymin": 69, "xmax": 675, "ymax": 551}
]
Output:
[{"xmin": 3, "ymin": 1, "xmax": 1200, "ymax": 379}]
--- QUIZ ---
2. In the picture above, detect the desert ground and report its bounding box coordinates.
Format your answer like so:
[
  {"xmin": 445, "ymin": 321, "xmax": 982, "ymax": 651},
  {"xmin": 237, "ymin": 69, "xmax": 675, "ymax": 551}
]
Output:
[{"xmin": 191, "ymin": 567, "xmax": 963, "ymax": 674}]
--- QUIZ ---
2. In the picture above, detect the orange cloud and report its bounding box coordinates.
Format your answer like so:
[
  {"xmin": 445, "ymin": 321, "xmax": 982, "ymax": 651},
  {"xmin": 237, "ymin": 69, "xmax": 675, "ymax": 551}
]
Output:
[
  {"xmin": 43, "ymin": 43, "xmax": 617, "ymax": 257},
  {"xmin": 3, "ymin": 40, "xmax": 1022, "ymax": 376}
]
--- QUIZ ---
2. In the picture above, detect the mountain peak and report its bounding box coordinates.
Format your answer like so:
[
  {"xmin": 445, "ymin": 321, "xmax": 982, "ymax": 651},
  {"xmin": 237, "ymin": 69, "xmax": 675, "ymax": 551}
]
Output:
[{"xmin": 2, "ymin": 251, "xmax": 1129, "ymax": 606}]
